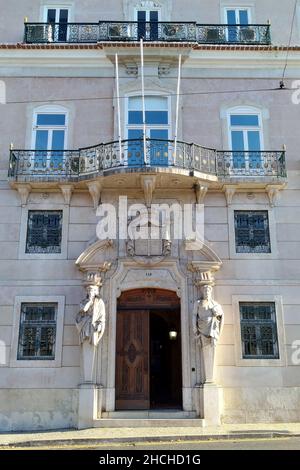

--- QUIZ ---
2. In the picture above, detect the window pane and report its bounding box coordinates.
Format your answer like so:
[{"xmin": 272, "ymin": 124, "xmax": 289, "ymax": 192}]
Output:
[
  {"xmin": 137, "ymin": 11, "xmax": 146, "ymax": 22},
  {"xmin": 150, "ymin": 129, "xmax": 168, "ymax": 140},
  {"xmin": 150, "ymin": 130, "xmax": 169, "ymax": 165},
  {"xmin": 240, "ymin": 303, "xmax": 279, "ymax": 359},
  {"xmin": 248, "ymin": 131, "xmax": 261, "ymax": 151},
  {"xmin": 227, "ymin": 10, "xmax": 237, "ymax": 25},
  {"xmin": 37, "ymin": 114, "xmax": 66, "ymax": 126},
  {"xmin": 35, "ymin": 130, "xmax": 48, "ymax": 150},
  {"xmin": 129, "ymin": 96, "xmax": 168, "ymax": 111},
  {"xmin": 231, "ymin": 131, "xmax": 245, "ymax": 150},
  {"xmin": 128, "ymin": 111, "xmax": 143, "ymax": 124},
  {"xmin": 26, "ymin": 210, "xmax": 63, "ymax": 254},
  {"xmin": 230, "ymin": 114, "xmax": 259, "ymax": 126},
  {"xmin": 47, "ymin": 9, "xmax": 56, "ymax": 23},
  {"xmin": 51, "ymin": 130, "xmax": 65, "ymax": 150},
  {"xmin": 234, "ymin": 211, "xmax": 271, "ymax": 253},
  {"xmin": 127, "ymin": 129, "xmax": 144, "ymax": 166},
  {"xmin": 128, "ymin": 129, "xmax": 143, "ymax": 140},
  {"xmin": 150, "ymin": 11, "xmax": 159, "ymax": 22},
  {"xmin": 129, "ymin": 111, "xmax": 168, "ymax": 125},
  {"xmin": 59, "ymin": 9, "xmax": 68, "ymax": 23},
  {"xmin": 239, "ymin": 10, "xmax": 249, "ymax": 25},
  {"xmin": 18, "ymin": 303, "xmax": 57, "ymax": 360}
]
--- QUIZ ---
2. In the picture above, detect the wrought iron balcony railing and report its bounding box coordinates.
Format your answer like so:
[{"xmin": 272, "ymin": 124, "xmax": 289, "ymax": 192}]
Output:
[
  {"xmin": 8, "ymin": 139, "xmax": 286, "ymax": 183},
  {"xmin": 24, "ymin": 21, "xmax": 271, "ymax": 45}
]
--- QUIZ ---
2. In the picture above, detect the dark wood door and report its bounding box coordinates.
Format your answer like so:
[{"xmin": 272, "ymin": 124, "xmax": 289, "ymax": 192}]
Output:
[{"xmin": 116, "ymin": 310, "xmax": 150, "ymax": 410}]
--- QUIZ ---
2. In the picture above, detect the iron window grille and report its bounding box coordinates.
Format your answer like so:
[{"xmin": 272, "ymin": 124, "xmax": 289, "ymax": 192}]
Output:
[
  {"xmin": 26, "ymin": 210, "xmax": 63, "ymax": 254},
  {"xmin": 234, "ymin": 210, "xmax": 271, "ymax": 253},
  {"xmin": 240, "ymin": 302, "xmax": 279, "ymax": 359},
  {"xmin": 17, "ymin": 303, "xmax": 57, "ymax": 360}
]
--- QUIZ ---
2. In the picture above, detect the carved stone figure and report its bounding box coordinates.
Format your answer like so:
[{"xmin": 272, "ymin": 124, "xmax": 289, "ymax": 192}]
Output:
[
  {"xmin": 76, "ymin": 276, "xmax": 106, "ymax": 383},
  {"xmin": 193, "ymin": 284, "xmax": 224, "ymax": 383},
  {"xmin": 76, "ymin": 285, "xmax": 106, "ymax": 347}
]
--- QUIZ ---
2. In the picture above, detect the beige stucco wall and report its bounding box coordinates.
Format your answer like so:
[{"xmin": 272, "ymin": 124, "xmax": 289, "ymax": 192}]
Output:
[{"xmin": 0, "ymin": 0, "xmax": 300, "ymax": 430}]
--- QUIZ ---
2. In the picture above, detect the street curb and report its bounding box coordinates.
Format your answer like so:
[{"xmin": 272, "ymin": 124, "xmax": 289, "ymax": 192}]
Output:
[{"xmin": 1, "ymin": 431, "xmax": 300, "ymax": 448}]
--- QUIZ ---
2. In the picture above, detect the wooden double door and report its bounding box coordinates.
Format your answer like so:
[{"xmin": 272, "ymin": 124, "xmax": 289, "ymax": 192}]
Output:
[{"xmin": 115, "ymin": 289, "xmax": 182, "ymax": 410}]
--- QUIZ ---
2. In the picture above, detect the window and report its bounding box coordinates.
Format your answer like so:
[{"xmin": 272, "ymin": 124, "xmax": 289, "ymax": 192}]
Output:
[
  {"xmin": 17, "ymin": 303, "xmax": 57, "ymax": 360},
  {"xmin": 240, "ymin": 302, "xmax": 279, "ymax": 359},
  {"xmin": 228, "ymin": 108, "xmax": 263, "ymax": 171},
  {"xmin": 127, "ymin": 95, "xmax": 170, "ymax": 166},
  {"xmin": 32, "ymin": 106, "xmax": 67, "ymax": 168},
  {"xmin": 26, "ymin": 210, "xmax": 63, "ymax": 254},
  {"xmin": 234, "ymin": 210, "xmax": 271, "ymax": 254},
  {"xmin": 225, "ymin": 7, "xmax": 251, "ymax": 42},
  {"xmin": 44, "ymin": 6, "xmax": 69, "ymax": 41},
  {"xmin": 135, "ymin": 7, "xmax": 160, "ymax": 40}
]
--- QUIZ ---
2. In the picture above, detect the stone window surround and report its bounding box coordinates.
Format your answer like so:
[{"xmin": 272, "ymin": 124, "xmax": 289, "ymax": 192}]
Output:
[
  {"xmin": 10, "ymin": 296, "xmax": 65, "ymax": 368},
  {"xmin": 30, "ymin": 104, "xmax": 69, "ymax": 151},
  {"xmin": 220, "ymin": 103, "xmax": 270, "ymax": 151},
  {"xmin": 232, "ymin": 294, "xmax": 286, "ymax": 367},
  {"xmin": 114, "ymin": 81, "xmax": 181, "ymax": 143},
  {"xmin": 19, "ymin": 203, "xmax": 69, "ymax": 260},
  {"xmin": 125, "ymin": 93, "xmax": 172, "ymax": 141},
  {"xmin": 220, "ymin": 3, "xmax": 256, "ymax": 24},
  {"xmin": 40, "ymin": 2, "xmax": 74, "ymax": 23},
  {"xmin": 228, "ymin": 204, "xmax": 278, "ymax": 260},
  {"xmin": 25, "ymin": 103, "xmax": 74, "ymax": 152}
]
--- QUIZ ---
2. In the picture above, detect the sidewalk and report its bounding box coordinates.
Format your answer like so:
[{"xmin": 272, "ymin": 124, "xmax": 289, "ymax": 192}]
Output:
[{"xmin": 1, "ymin": 423, "xmax": 300, "ymax": 448}]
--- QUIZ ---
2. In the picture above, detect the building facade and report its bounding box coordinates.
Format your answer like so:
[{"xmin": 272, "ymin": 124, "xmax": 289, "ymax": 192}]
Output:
[{"xmin": 0, "ymin": 0, "xmax": 300, "ymax": 431}]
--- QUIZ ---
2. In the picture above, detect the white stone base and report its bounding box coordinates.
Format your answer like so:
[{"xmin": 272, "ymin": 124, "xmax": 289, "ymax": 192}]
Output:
[
  {"xmin": 78, "ymin": 384, "xmax": 102, "ymax": 430},
  {"xmin": 201, "ymin": 383, "xmax": 223, "ymax": 426}
]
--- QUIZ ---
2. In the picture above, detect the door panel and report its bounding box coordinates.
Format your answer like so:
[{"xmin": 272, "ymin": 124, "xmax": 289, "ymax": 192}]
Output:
[{"xmin": 116, "ymin": 310, "xmax": 150, "ymax": 410}]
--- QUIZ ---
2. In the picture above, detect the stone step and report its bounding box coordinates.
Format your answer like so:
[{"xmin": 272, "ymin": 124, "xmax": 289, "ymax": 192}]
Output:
[
  {"xmin": 101, "ymin": 410, "xmax": 198, "ymax": 419},
  {"xmin": 94, "ymin": 411, "xmax": 205, "ymax": 428}
]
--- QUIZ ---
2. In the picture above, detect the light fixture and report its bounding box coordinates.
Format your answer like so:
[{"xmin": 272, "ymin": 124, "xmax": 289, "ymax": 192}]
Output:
[{"xmin": 169, "ymin": 328, "xmax": 178, "ymax": 340}]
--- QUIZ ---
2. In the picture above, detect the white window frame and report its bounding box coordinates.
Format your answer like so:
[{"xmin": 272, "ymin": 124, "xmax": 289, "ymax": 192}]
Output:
[
  {"xmin": 226, "ymin": 106, "xmax": 264, "ymax": 175},
  {"xmin": 223, "ymin": 6, "xmax": 252, "ymax": 25},
  {"xmin": 31, "ymin": 105, "xmax": 69, "ymax": 170},
  {"xmin": 227, "ymin": 106, "xmax": 263, "ymax": 151},
  {"xmin": 228, "ymin": 204, "xmax": 278, "ymax": 260},
  {"xmin": 43, "ymin": 4, "xmax": 72, "ymax": 41},
  {"xmin": 31, "ymin": 105, "xmax": 68, "ymax": 150},
  {"xmin": 232, "ymin": 295, "xmax": 286, "ymax": 367},
  {"xmin": 43, "ymin": 4, "xmax": 72, "ymax": 23},
  {"xmin": 134, "ymin": 6, "xmax": 162, "ymax": 22},
  {"xmin": 125, "ymin": 93, "xmax": 171, "ymax": 164},
  {"xmin": 125, "ymin": 93, "xmax": 171, "ymax": 139},
  {"xmin": 10, "ymin": 296, "xmax": 65, "ymax": 368},
  {"xmin": 19, "ymin": 203, "xmax": 69, "ymax": 260}
]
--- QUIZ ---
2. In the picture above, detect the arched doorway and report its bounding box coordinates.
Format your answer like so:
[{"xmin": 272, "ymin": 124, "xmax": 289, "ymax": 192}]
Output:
[{"xmin": 115, "ymin": 288, "xmax": 182, "ymax": 410}]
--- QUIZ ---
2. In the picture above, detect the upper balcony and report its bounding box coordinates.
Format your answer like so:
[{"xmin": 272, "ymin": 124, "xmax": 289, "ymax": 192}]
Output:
[
  {"xmin": 8, "ymin": 138, "xmax": 286, "ymax": 191},
  {"xmin": 23, "ymin": 21, "xmax": 271, "ymax": 46}
]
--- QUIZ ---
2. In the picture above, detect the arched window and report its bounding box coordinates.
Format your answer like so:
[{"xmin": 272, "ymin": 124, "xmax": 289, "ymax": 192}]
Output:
[
  {"xmin": 126, "ymin": 94, "xmax": 170, "ymax": 166},
  {"xmin": 227, "ymin": 106, "xmax": 263, "ymax": 171},
  {"xmin": 32, "ymin": 105, "xmax": 68, "ymax": 169}
]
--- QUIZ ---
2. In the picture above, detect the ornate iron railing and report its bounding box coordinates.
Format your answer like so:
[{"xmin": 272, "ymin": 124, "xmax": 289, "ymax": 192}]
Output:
[
  {"xmin": 24, "ymin": 22, "xmax": 271, "ymax": 45},
  {"xmin": 8, "ymin": 139, "xmax": 286, "ymax": 182},
  {"xmin": 216, "ymin": 150, "xmax": 286, "ymax": 178},
  {"xmin": 196, "ymin": 24, "xmax": 270, "ymax": 45}
]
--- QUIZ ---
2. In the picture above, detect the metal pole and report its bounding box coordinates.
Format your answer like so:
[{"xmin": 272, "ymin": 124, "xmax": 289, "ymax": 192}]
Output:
[
  {"xmin": 174, "ymin": 54, "xmax": 182, "ymax": 162},
  {"xmin": 115, "ymin": 53, "xmax": 122, "ymax": 163},
  {"xmin": 140, "ymin": 38, "xmax": 147, "ymax": 165}
]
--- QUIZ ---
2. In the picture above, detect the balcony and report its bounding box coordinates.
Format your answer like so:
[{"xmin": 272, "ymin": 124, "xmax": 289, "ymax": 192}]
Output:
[
  {"xmin": 8, "ymin": 139, "xmax": 286, "ymax": 185},
  {"xmin": 23, "ymin": 22, "xmax": 271, "ymax": 45}
]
